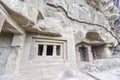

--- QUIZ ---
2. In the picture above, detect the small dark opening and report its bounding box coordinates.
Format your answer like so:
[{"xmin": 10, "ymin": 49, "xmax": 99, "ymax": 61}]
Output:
[
  {"xmin": 56, "ymin": 45, "xmax": 61, "ymax": 56},
  {"xmin": 91, "ymin": 45, "xmax": 105, "ymax": 59},
  {"xmin": 79, "ymin": 46, "xmax": 89, "ymax": 61},
  {"xmin": 38, "ymin": 45, "xmax": 43, "ymax": 56},
  {"xmin": 47, "ymin": 45, "xmax": 53, "ymax": 56}
]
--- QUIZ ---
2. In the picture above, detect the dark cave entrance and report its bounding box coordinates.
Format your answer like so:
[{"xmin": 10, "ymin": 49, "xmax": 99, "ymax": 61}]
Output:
[
  {"xmin": 91, "ymin": 45, "xmax": 105, "ymax": 59},
  {"xmin": 79, "ymin": 46, "xmax": 89, "ymax": 61}
]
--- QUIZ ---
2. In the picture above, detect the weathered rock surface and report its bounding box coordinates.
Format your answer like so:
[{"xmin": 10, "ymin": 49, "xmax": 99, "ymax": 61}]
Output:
[
  {"xmin": 0, "ymin": 0, "xmax": 119, "ymax": 41},
  {"xmin": 113, "ymin": 26, "xmax": 120, "ymax": 55},
  {"xmin": 57, "ymin": 59, "xmax": 120, "ymax": 80},
  {"xmin": 56, "ymin": 70, "xmax": 95, "ymax": 80},
  {"xmin": 89, "ymin": 68, "xmax": 120, "ymax": 80},
  {"xmin": 0, "ymin": 0, "xmax": 120, "ymax": 80}
]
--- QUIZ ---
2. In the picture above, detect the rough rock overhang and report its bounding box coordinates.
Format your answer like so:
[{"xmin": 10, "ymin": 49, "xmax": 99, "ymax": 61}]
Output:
[
  {"xmin": 0, "ymin": 1, "xmax": 62, "ymax": 36},
  {"xmin": 0, "ymin": 3, "xmax": 25, "ymax": 34}
]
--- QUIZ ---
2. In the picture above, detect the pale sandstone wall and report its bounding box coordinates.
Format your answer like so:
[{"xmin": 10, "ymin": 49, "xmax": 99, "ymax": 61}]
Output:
[
  {"xmin": 0, "ymin": 32, "xmax": 14, "ymax": 74},
  {"xmin": 0, "ymin": 0, "xmax": 119, "ymax": 80}
]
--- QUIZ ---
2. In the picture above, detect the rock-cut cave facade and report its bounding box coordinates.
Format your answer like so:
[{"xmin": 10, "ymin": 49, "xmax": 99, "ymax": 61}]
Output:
[{"xmin": 0, "ymin": 0, "xmax": 119, "ymax": 80}]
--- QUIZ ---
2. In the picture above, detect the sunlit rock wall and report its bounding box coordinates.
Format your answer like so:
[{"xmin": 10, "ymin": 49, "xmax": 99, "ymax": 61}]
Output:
[{"xmin": 0, "ymin": 0, "xmax": 119, "ymax": 80}]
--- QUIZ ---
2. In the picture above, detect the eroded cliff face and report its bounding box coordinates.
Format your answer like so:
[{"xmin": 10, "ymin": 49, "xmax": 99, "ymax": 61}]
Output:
[
  {"xmin": 0, "ymin": 0, "xmax": 119, "ymax": 45},
  {"xmin": 0, "ymin": 0, "xmax": 120, "ymax": 80}
]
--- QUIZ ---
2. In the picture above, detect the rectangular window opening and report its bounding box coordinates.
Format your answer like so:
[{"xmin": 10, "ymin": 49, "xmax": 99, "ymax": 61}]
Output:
[
  {"xmin": 38, "ymin": 45, "xmax": 43, "ymax": 56},
  {"xmin": 47, "ymin": 45, "xmax": 53, "ymax": 56}
]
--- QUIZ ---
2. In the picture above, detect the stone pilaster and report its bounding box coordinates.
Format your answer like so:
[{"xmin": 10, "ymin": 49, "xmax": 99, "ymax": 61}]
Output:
[
  {"xmin": 12, "ymin": 34, "xmax": 26, "ymax": 75},
  {"xmin": 77, "ymin": 46, "xmax": 81, "ymax": 62},
  {"xmin": 104, "ymin": 44, "xmax": 111, "ymax": 58}
]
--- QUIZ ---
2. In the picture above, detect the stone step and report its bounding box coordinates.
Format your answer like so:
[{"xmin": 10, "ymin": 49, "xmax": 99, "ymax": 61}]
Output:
[
  {"xmin": 20, "ymin": 69, "xmax": 64, "ymax": 80},
  {"xmin": 20, "ymin": 65, "xmax": 70, "ymax": 72},
  {"xmin": 21, "ymin": 65, "xmax": 70, "ymax": 71},
  {"xmin": 25, "ymin": 59, "xmax": 69, "ymax": 67},
  {"xmin": 32, "ymin": 58, "xmax": 65, "ymax": 63},
  {"xmin": 28, "ymin": 76, "xmax": 56, "ymax": 80}
]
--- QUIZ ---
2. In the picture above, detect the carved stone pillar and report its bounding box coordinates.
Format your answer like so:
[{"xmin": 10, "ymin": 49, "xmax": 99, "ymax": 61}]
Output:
[
  {"xmin": 87, "ymin": 45, "xmax": 93, "ymax": 62},
  {"xmin": 43, "ymin": 45, "xmax": 47, "ymax": 56},
  {"xmin": 53, "ymin": 45, "xmax": 57, "ymax": 56}
]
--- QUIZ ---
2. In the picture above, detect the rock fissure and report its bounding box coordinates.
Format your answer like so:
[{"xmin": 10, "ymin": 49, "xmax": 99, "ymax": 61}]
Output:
[{"xmin": 47, "ymin": 3, "xmax": 119, "ymax": 43}]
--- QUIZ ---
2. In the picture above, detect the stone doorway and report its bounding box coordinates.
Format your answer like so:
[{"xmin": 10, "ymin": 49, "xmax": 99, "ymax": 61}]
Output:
[{"xmin": 91, "ymin": 45, "xmax": 105, "ymax": 59}]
